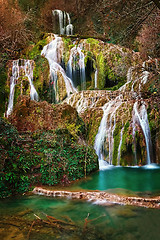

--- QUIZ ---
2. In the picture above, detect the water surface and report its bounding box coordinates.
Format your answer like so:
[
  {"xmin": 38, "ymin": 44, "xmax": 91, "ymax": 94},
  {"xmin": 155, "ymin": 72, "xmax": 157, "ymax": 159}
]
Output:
[
  {"xmin": 0, "ymin": 195, "xmax": 160, "ymax": 240},
  {"xmin": 71, "ymin": 166, "xmax": 160, "ymax": 196}
]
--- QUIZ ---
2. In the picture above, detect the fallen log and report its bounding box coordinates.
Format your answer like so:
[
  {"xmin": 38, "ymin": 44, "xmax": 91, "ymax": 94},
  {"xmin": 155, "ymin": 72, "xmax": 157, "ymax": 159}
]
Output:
[{"xmin": 32, "ymin": 187, "xmax": 160, "ymax": 209}]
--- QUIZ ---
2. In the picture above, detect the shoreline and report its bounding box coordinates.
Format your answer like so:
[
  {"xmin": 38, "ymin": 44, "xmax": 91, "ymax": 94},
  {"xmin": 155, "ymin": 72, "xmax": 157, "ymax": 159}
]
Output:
[{"xmin": 33, "ymin": 187, "xmax": 160, "ymax": 209}]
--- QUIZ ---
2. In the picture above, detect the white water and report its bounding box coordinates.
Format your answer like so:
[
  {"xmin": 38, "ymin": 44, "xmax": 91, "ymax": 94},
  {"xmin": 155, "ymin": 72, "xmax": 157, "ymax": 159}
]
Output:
[
  {"xmin": 94, "ymin": 69, "xmax": 98, "ymax": 88},
  {"xmin": 24, "ymin": 60, "xmax": 38, "ymax": 101},
  {"xmin": 133, "ymin": 101, "xmax": 152, "ymax": 165},
  {"xmin": 117, "ymin": 127, "xmax": 124, "ymax": 165},
  {"xmin": 94, "ymin": 95, "xmax": 123, "ymax": 169},
  {"xmin": 52, "ymin": 10, "xmax": 73, "ymax": 35},
  {"xmin": 7, "ymin": 60, "xmax": 38, "ymax": 117},
  {"xmin": 41, "ymin": 35, "xmax": 77, "ymax": 102},
  {"xmin": 6, "ymin": 61, "xmax": 19, "ymax": 117},
  {"xmin": 94, "ymin": 60, "xmax": 153, "ymax": 167},
  {"xmin": 119, "ymin": 67, "xmax": 133, "ymax": 92}
]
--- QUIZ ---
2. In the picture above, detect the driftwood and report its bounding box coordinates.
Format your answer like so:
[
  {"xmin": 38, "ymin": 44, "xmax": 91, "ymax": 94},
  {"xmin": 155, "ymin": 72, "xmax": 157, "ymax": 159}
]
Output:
[
  {"xmin": 83, "ymin": 213, "xmax": 106, "ymax": 232},
  {"xmin": 33, "ymin": 187, "xmax": 160, "ymax": 209}
]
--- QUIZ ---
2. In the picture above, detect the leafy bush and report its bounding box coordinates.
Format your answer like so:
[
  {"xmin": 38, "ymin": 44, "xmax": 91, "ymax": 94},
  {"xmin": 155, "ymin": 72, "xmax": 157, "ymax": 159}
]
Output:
[{"xmin": 0, "ymin": 118, "xmax": 98, "ymax": 198}]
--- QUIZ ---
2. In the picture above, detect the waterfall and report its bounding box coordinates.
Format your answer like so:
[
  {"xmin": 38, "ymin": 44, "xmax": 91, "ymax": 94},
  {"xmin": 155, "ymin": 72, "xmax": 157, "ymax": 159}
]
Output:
[
  {"xmin": 94, "ymin": 95, "xmax": 123, "ymax": 169},
  {"xmin": 6, "ymin": 60, "xmax": 19, "ymax": 117},
  {"xmin": 67, "ymin": 44, "xmax": 86, "ymax": 90},
  {"xmin": 7, "ymin": 60, "xmax": 38, "ymax": 117},
  {"xmin": 94, "ymin": 69, "xmax": 98, "ymax": 89},
  {"xmin": 119, "ymin": 67, "xmax": 133, "ymax": 92},
  {"xmin": 133, "ymin": 101, "xmax": 152, "ymax": 165},
  {"xmin": 117, "ymin": 127, "xmax": 124, "ymax": 165},
  {"xmin": 24, "ymin": 60, "xmax": 38, "ymax": 101},
  {"xmin": 41, "ymin": 34, "xmax": 77, "ymax": 103},
  {"xmin": 52, "ymin": 10, "xmax": 73, "ymax": 35},
  {"xmin": 66, "ymin": 13, "xmax": 73, "ymax": 35}
]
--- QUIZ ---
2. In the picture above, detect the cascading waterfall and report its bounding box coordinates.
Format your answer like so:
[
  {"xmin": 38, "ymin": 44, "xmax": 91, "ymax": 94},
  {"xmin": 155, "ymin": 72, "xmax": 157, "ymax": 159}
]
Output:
[
  {"xmin": 67, "ymin": 44, "xmax": 86, "ymax": 90},
  {"xmin": 133, "ymin": 101, "xmax": 152, "ymax": 165},
  {"xmin": 94, "ymin": 95, "xmax": 123, "ymax": 169},
  {"xmin": 66, "ymin": 13, "xmax": 73, "ymax": 35},
  {"xmin": 7, "ymin": 59, "xmax": 38, "ymax": 117},
  {"xmin": 6, "ymin": 60, "xmax": 19, "ymax": 117},
  {"xmin": 52, "ymin": 10, "xmax": 73, "ymax": 35},
  {"xmin": 119, "ymin": 67, "xmax": 133, "ymax": 92},
  {"xmin": 24, "ymin": 60, "xmax": 39, "ymax": 101},
  {"xmin": 94, "ymin": 61, "xmax": 153, "ymax": 167},
  {"xmin": 94, "ymin": 69, "xmax": 98, "ymax": 88},
  {"xmin": 94, "ymin": 102, "xmax": 113, "ymax": 170},
  {"xmin": 107, "ymin": 97, "xmax": 123, "ymax": 164},
  {"xmin": 117, "ymin": 127, "xmax": 124, "ymax": 165},
  {"xmin": 41, "ymin": 34, "xmax": 77, "ymax": 102}
]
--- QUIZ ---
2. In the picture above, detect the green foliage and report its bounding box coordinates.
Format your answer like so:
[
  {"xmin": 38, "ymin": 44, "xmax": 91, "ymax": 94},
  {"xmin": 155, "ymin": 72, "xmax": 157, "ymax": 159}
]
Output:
[
  {"xmin": 97, "ymin": 53, "xmax": 105, "ymax": 89},
  {"xmin": 0, "ymin": 118, "xmax": 41, "ymax": 197},
  {"xmin": 34, "ymin": 129, "xmax": 98, "ymax": 185},
  {"xmin": 27, "ymin": 39, "xmax": 47, "ymax": 60},
  {"xmin": 0, "ymin": 118, "xmax": 98, "ymax": 198}
]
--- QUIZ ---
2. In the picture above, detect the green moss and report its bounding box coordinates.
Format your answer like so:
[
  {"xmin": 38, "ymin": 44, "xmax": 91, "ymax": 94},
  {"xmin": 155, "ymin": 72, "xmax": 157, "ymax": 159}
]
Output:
[
  {"xmin": 27, "ymin": 39, "xmax": 47, "ymax": 60},
  {"xmin": 86, "ymin": 38, "xmax": 99, "ymax": 45},
  {"xmin": 97, "ymin": 52, "xmax": 105, "ymax": 89},
  {"xmin": 85, "ymin": 110, "xmax": 103, "ymax": 146}
]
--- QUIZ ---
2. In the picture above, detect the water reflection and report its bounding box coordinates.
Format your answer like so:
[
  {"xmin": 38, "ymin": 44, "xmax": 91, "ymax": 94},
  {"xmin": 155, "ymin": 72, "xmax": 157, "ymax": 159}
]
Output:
[{"xmin": 75, "ymin": 166, "xmax": 160, "ymax": 195}]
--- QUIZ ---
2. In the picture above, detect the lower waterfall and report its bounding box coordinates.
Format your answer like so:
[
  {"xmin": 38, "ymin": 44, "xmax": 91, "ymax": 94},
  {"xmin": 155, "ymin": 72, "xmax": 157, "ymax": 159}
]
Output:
[
  {"xmin": 94, "ymin": 95, "xmax": 123, "ymax": 169},
  {"xmin": 92, "ymin": 66, "xmax": 153, "ymax": 167},
  {"xmin": 133, "ymin": 101, "xmax": 153, "ymax": 165}
]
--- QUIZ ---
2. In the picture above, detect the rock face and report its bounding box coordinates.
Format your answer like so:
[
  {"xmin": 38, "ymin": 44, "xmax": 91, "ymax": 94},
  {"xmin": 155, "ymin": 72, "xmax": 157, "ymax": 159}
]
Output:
[
  {"xmin": 5, "ymin": 34, "xmax": 160, "ymax": 166},
  {"xmin": 8, "ymin": 95, "xmax": 83, "ymax": 133},
  {"xmin": 63, "ymin": 59, "xmax": 160, "ymax": 166}
]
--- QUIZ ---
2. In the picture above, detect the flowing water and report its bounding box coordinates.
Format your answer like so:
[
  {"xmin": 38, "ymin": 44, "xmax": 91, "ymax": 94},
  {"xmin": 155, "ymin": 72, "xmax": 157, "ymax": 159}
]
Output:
[
  {"xmin": 52, "ymin": 10, "xmax": 73, "ymax": 35},
  {"xmin": 94, "ymin": 68, "xmax": 98, "ymax": 88},
  {"xmin": 67, "ymin": 44, "xmax": 86, "ymax": 90},
  {"xmin": 41, "ymin": 34, "xmax": 76, "ymax": 102},
  {"xmin": 72, "ymin": 165, "xmax": 160, "ymax": 196},
  {"xmin": 117, "ymin": 127, "xmax": 124, "ymax": 165},
  {"xmin": 133, "ymin": 101, "xmax": 153, "ymax": 164},
  {"xmin": 7, "ymin": 60, "xmax": 38, "ymax": 117},
  {"xmin": 94, "ymin": 95, "xmax": 123, "ymax": 168}
]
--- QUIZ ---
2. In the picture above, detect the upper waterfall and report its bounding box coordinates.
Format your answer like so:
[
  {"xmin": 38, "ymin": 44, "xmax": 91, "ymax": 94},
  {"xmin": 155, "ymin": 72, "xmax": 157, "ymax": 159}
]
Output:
[
  {"xmin": 52, "ymin": 10, "xmax": 73, "ymax": 35},
  {"xmin": 41, "ymin": 34, "xmax": 77, "ymax": 103}
]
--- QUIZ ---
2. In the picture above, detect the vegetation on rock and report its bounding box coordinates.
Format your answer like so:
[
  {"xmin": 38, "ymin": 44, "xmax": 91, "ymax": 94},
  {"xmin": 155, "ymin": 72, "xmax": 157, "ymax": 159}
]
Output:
[{"xmin": 0, "ymin": 114, "xmax": 98, "ymax": 198}]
